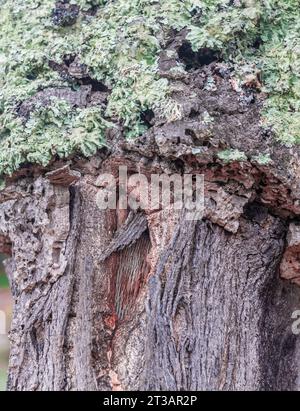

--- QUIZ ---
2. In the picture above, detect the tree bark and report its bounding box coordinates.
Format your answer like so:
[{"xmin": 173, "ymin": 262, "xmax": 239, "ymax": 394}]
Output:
[
  {"xmin": 1, "ymin": 148, "xmax": 300, "ymax": 391},
  {"xmin": 1, "ymin": 49, "xmax": 300, "ymax": 391}
]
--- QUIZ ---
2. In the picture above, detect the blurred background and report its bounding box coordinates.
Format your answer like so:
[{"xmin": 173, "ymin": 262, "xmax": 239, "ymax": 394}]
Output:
[{"xmin": 0, "ymin": 254, "xmax": 12, "ymax": 391}]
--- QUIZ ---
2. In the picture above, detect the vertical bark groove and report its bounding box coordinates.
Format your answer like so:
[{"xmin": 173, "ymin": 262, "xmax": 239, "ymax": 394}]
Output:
[
  {"xmin": 1, "ymin": 162, "xmax": 300, "ymax": 391},
  {"xmin": 144, "ymin": 213, "xmax": 300, "ymax": 390}
]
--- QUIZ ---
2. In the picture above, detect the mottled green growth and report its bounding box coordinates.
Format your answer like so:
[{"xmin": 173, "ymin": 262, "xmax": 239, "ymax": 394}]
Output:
[
  {"xmin": 217, "ymin": 149, "xmax": 247, "ymax": 162},
  {"xmin": 0, "ymin": 0, "xmax": 299, "ymax": 176},
  {"xmin": 252, "ymin": 153, "xmax": 272, "ymax": 165}
]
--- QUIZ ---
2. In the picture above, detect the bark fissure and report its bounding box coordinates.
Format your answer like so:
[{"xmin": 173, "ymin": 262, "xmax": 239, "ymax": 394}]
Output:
[
  {"xmin": 143, "ymin": 213, "xmax": 300, "ymax": 390},
  {"xmin": 1, "ymin": 154, "xmax": 300, "ymax": 391},
  {"xmin": 2, "ymin": 67, "xmax": 300, "ymax": 389}
]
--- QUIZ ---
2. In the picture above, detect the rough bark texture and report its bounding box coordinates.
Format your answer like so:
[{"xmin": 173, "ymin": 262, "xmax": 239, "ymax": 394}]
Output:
[
  {"xmin": 1, "ymin": 61, "xmax": 300, "ymax": 391},
  {"xmin": 1, "ymin": 150, "xmax": 300, "ymax": 391}
]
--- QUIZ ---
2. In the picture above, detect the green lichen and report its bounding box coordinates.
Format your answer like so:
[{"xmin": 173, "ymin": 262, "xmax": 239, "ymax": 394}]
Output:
[
  {"xmin": 70, "ymin": 0, "xmax": 107, "ymax": 10},
  {"xmin": 252, "ymin": 153, "xmax": 272, "ymax": 165},
  {"xmin": 0, "ymin": 0, "xmax": 299, "ymax": 176},
  {"xmin": 187, "ymin": 0, "xmax": 300, "ymax": 145},
  {"xmin": 201, "ymin": 110, "xmax": 214, "ymax": 125},
  {"xmin": 0, "ymin": 179, "xmax": 5, "ymax": 191},
  {"xmin": 0, "ymin": 99, "xmax": 111, "ymax": 173},
  {"xmin": 217, "ymin": 149, "xmax": 247, "ymax": 162}
]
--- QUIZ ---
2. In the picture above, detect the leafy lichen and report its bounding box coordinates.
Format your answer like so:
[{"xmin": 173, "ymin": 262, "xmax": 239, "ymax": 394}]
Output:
[
  {"xmin": 252, "ymin": 153, "xmax": 272, "ymax": 165},
  {"xmin": 217, "ymin": 149, "xmax": 247, "ymax": 163},
  {"xmin": 0, "ymin": 0, "xmax": 299, "ymax": 176}
]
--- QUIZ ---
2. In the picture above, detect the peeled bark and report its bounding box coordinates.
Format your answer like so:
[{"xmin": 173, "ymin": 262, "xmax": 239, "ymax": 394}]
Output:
[
  {"xmin": 0, "ymin": 146, "xmax": 300, "ymax": 391},
  {"xmin": 1, "ymin": 61, "xmax": 300, "ymax": 392}
]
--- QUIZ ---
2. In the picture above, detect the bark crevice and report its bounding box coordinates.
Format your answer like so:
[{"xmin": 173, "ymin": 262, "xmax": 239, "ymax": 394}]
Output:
[{"xmin": 1, "ymin": 153, "xmax": 300, "ymax": 391}]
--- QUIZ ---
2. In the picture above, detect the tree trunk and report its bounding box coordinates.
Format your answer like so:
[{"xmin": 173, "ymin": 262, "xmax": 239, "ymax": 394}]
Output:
[
  {"xmin": 1, "ymin": 145, "xmax": 300, "ymax": 391},
  {"xmin": 1, "ymin": 22, "xmax": 300, "ymax": 390},
  {"xmin": 1, "ymin": 0, "xmax": 300, "ymax": 393}
]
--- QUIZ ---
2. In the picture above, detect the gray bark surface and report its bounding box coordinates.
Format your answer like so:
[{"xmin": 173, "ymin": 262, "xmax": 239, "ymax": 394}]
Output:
[
  {"xmin": 1, "ymin": 62, "xmax": 300, "ymax": 391},
  {"xmin": 0, "ymin": 152, "xmax": 300, "ymax": 391}
]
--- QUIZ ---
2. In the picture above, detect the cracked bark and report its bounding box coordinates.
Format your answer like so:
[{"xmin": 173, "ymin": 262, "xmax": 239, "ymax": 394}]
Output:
[
  {"xmin": 1, "ymin": 153, "xmax": 300, "ymax": 391},
  {"xmin": 1, "ymin": 60, "xmax": 300, "ymax": 391}
]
